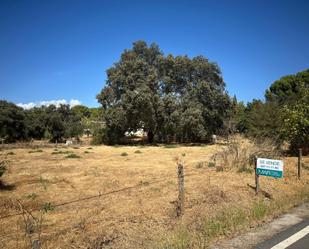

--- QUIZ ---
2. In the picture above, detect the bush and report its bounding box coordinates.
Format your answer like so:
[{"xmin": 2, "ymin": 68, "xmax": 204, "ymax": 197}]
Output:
[
  {"xmin": 121, "ymin": 152, "xmax": 128, "ymax": 156},
  {"xmin": 28, "ymin": 149, "xmax": 43, "ymax": 153},
  {"xmin": 65, "ymin": 153, "xmax": 81, "ymax": 159},
  {"xmin": 0, "ymin": 158, "xmax": 7, "ymax": 187},
  {"xmin": 134, "ymin": 150, "xmax": 142, "ymax": 154},
  {"xmin": 196, "ymin": 162, "xmax": 204, "ymax": 169},
  {"xmin": 208, "ymin": 162, "xmax": 216, "ymax": 168},
  {"xmin": 212, "ymin": 135, "xmax": 281, "ymax": 172},
  {"xmin": 51, "ymin": 150, "xmax": 73, "ymax": 155},
  {"xmin": 91, "ymin": 128, "xmax": 106, "ymax": 145},
  {"xmin": 0, "ymin": 163, "xmax": 6, "ymax": 178}
]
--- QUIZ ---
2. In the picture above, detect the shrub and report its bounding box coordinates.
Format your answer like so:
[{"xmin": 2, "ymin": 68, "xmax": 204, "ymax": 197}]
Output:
[
  {"xmin": 41, "ymin": 202, "xmax": 54, "ymax": 213},
  {"xmin": 121, "ymin": 152, "xmax": 128, "ymax": 156},
  {"xmin": 0, "ymin": 156, "xmax": 7, "ymax": 187},
  {"xmin": 0, "ymin": 162, "xmax": 6, "ymax": 178},
  {"xmin": 65, "ymin": 153, "xmax": 81, "ymax": 159},
  {"xmin": 216, "ymin": 166, "xmax": 224, "ymax": 172},
  {"xmin": 51, "ymin": 150, "xmax": 73, "ymax": 155},
  {"xmin": 196, "ymin": 162, "xmax": 204, "ymax": 169},
  {"xmin": 134, "ymin": 150, "xmax": 142, "ymax": 154},
  {"xmin": 212, "ymin": 135, "xmax": 281, "ymax": 172},
  {"xmin": 207, "ymin": 162, "xmax": 216, "ymax": 168},
  {"xmin": 91, "ymin": 128, "xmax": 106, "ymax": 145},
  {"xmin": 84, "ymin": 151, "xmax": 90, "ymax": 154},
  {"xmin": 26, "ymin": 193, "xmax": 38, "ymax": 200},
  {"xmin": 6, "ymin": 151, "xmax": 15, "ymax": 155},
  {"xmin": 28, "ymin": 149, "xmax": 43, "ymax": 153},
  {"xmin": 164, "ymin": 144, "xmax": 178, "ymax": 149}
]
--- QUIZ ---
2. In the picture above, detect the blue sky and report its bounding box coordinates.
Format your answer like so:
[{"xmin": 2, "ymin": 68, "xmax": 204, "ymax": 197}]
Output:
[{"xmin": 0, "ymin": 0, "xmax": 308, "ymax": 108}]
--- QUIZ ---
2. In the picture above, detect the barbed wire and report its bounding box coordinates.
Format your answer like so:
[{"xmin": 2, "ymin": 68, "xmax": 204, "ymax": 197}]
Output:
[{"xmin": 0, "ymin": 169, "xmax": 208, "ymax": 220}]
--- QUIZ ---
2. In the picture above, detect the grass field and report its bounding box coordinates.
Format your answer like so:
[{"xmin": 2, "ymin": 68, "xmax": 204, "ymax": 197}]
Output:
[{"xmin": 0, "ymin": 141, "xmax": 308, "ymax": 248}]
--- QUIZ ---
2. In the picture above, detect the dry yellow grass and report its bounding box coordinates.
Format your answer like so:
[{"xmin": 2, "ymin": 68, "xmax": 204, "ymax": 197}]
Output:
[{"xmin": 0, "ymin": 141, "xmax": 308, "ymax": 249}]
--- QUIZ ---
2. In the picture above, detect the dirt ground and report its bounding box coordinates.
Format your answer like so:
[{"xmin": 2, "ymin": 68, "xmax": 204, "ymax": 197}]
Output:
[{"xmin": 0, "ymin": 143, "xmax": 308, "ymax": 249}]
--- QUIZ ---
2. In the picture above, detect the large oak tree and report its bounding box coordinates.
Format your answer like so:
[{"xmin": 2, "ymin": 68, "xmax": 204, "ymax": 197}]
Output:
[{"xmin": 97, "ymin": 41, "xmax": 231, "ymax": 144}]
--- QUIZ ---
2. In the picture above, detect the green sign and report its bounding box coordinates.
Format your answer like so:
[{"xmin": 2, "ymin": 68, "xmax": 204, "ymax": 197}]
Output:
[{"xmin": 257, "ymin": 158, "xmax": 284, "ymax": 178}]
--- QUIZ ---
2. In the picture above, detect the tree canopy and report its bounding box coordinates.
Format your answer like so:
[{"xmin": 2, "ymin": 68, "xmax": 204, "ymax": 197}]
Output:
[
  {"xmin": 234, "ymin": 69, "xmax": 309, "ymax": 153},
  {"xmin": 0, "ymin": 101, "xmax": 101, "ymax": 143},
  {"xmin": 97, "ymin": 41, "xmax": 231, "ymax": 144}
]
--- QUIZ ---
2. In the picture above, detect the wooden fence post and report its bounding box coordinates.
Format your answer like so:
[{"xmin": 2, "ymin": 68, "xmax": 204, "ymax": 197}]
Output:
[
  {"xmin": 254, "ymin": 156, "xmax": 259, "ymax": 195},
  {"xmin": 32, "ymin": 239, "xmax": 40, "ymax": 249},
  {"xmin": 176, "ymin": 163, "xmax": 184, "ymax": 217},
  {"xmin": 298, "ymin": 148, "xmax": 302, "ymax": 180}
]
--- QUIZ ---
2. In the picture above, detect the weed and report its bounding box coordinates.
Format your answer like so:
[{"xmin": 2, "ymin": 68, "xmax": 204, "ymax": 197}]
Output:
[
  {"xmin": 182, "ymin": 153, "xmax": 186, "ymax": 157},
  {"xmin": 237, "ymin": 165, "xmax": 253, "ymax": 174},
  {"xmin": 38, "ymin": 176, "xmax": 48, "ymax": 190},
  {"xmin": 121, "ymin": 152, "xmax": 128, "ymax": 156},
  {"xmin": 41, "ymin": 202, "xmax": 54, "ymax": 213},
  {"xmin": 139, "ymin": 180, "xmax": 149, "ymax": 186},
  {"xmin": 65, "ymin": 153, "xmax": 81, "ymax": 159},
  {"xmin": 26, "ymin": 193, "xmax": 38, "ymax": 200},
  {"xmin": 202, "ymin": 208, "xmax": 247, "ymax": 240},
  {"xmin": 207, "ymin": 162, "xmax": 216, "ymax": 168},
  {"xmin": 73, "ymin": 146, "xmax": 79, "ymax": 149},
  {"xmin": 134, "ymin": 150, "xmax": 142, "ymax": 154},
  {"xmin": 164, "ymin": 144, "xmax": 178, "ymax": 149},
  {"xmin": 155, "ymin": 227, "xmax": 189, "ymax": 249},
  {"xmin": 302, "ymin": 163, "xmax": 309, "ymax": 170},
  {"xmin": 196, "ymin": 162, "xmax": 204, "ymax": 169},
  {"xmin": 167, "ymin": 180, "xmax": 175, "ymax": 185},
  {"xmin": 213, "ymin": 135, "xmax": 281, "ymax": 172},
  {"xmin": 151, "ymin": 187, "xmax": 161, "ymax": 192},
  {"xmin": 251, "ymin": 201, "xmax": 268, "ymax": 220},
  {"xmin": 74, "ymin": 218, "xmax": 86, "ymax": 230},
  {"xmin": 216, "ymin": 166, "xmax": 224, "ymax": 172},
  {"xmin": 87, "ymin": 147, "xmax": 93, "ymax": 150},
  {"xmin": 28, "ymin": 149, "xmax": 43, "ymax": 153},
  {"xmin": 84, "ymin": 151, "xmax": 90, "ymax": 154},
  {"xmin": 0, "ymin": 163, "xmax": 6, "ymax": 177},
  {"xmin": 51, "ymin": 150, "xmax": 73, "ymax": 155},
  {"xmin": 6, "ymin": 151, "xmax": 15, "ymax": 155},
  {"xmin": 22, "ymin": 216, "xmax": 36, "ymax": 234}
]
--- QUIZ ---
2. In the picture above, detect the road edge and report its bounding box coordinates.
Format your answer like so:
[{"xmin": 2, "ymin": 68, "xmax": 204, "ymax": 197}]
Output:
[{"xmin": 209, "ymin": 202, "xmax": 309, "ymax": 249}]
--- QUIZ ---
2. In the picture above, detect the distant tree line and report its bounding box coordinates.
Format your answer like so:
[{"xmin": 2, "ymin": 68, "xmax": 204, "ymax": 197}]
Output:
[
  {"xmin": 0, "ymin": 102, "xmax": 101, "ymax": 143},
  {"xmin": 233, "ymin": 69, "xmax": 309, "ymax": 154},
  {"xmin": 1, "ymin": 40, "xmax": 308, "ymax": 153}
]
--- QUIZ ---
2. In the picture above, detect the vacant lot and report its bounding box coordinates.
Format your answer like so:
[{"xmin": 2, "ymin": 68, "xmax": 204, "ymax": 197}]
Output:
[{"xmin": 0, "ymin": 142, "xmax": 308, "ymax": 249}]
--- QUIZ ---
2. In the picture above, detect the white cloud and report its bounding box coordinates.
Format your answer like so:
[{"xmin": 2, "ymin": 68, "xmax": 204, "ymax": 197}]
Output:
[
  {"xmin": 17, "ymin": 102, "xmax": 36, "ymax": 110},
  {"xmin": 17, "ymin": 99, "xmax": 82, "ymax": 110},
  {"xmin": 69, "ymin": 99, "xmax": 81, "ymax": 107}
]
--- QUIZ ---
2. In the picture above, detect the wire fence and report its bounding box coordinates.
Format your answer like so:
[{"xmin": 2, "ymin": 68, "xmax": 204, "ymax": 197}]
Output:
[{"xmin": 0, "ymin": 167, "xmax": 204, "ymax": 221}]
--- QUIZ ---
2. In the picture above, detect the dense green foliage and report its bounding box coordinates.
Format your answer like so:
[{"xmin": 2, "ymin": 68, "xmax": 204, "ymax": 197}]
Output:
[
  {"xmin": 0, "ymin": 100, "xmax": 27, "ymax": 142},
  {"xmin": 235, "ymin": 69, "xmax": 309, "ymax": 153},
  {"xmin": 1, "ymin": 40, "xmax": 307, "ymax": 152},
  {"xmin": 97, "ymin": 41, "xmax": 231, "ymax": 144},
  {"xmin": 0, "ymin": 101, "xmax": 101, "ymax": 143},
  {"xmin": 282, "ymin": 86, "xmax": 309, "ymax": 152}
]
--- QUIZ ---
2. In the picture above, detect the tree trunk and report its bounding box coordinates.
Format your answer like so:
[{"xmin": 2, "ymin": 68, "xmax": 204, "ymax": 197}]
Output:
[{"xmin": 147, "ymin": 130, "xmax": 154, "ymax": 144}]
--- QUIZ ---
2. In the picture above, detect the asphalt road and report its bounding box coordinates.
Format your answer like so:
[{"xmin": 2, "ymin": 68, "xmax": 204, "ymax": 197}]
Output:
[
  {"xmin": 253, "ymin": 219, "xmax": 309, "ymax": 249},
  {"xmin": 209, "ymin": 203, "xmax": 309, "ymax": 249}
]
